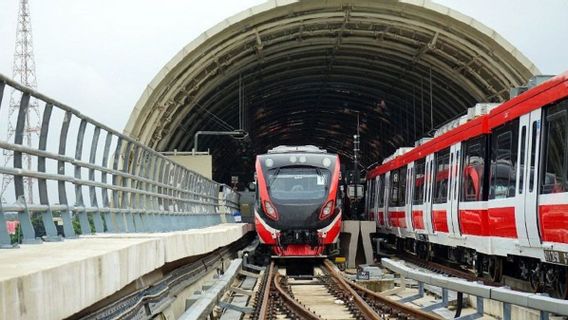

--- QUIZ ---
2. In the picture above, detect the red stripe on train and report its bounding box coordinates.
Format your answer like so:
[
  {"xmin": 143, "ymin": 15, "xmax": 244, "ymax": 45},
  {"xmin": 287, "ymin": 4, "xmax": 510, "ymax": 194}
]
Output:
[
  {"xmin": 432, "ymin": 210, "xmax": 449, "ymax": 233},
  {"xmin": 378, "ymin": 211, "xmax": 385, "ymax": 225},
  {"xmin": 459, "ymin": 209, "xmax": 489, "ymax": 236},
  {"xmin": 389, "ymin": 211, "xmax": 406, "ymax": 228},
  {"xmin": 412, "ymin": 210, "xmax": 424, "ymax": 230},
  {"xmin": 539, "ymin": 204, "xmax": 568, "ymax": 243},
  {"xmin": 460, "ymin": 208, "xmax": 516, "ymax": 238},
  {"xmin": 488, "ymin": 207, "xmax": 517, "ymax": 238}
]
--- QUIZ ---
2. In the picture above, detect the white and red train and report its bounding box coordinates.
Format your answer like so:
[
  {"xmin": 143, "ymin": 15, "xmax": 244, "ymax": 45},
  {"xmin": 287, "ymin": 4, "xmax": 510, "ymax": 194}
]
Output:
[
  {"xmin": 255, "ymin": 146, "xmax": 342, "ymax": 257},
  {"xmin": 366, "ymin": 72, "xmax": 568, "ymax": 298}
]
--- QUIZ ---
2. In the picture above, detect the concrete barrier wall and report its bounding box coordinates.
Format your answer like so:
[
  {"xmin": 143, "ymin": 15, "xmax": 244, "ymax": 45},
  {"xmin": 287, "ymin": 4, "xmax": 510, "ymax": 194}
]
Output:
[{"xmin": 0, "ymin": 223, "xmax": 252, "ymax": 320}]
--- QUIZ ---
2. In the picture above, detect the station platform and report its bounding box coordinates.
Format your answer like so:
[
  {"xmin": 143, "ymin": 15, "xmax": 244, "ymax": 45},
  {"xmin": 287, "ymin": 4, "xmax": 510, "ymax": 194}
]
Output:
[{"xmin": 0, "ymin": 223, "xmax": 253, "ymax": 320}]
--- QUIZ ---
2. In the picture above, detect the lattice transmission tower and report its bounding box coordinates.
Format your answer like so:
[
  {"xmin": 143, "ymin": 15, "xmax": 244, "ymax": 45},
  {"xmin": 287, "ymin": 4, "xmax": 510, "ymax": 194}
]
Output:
[{"xmin": 1, "ymin": 0, "xmax": 41, "ymax": 204}]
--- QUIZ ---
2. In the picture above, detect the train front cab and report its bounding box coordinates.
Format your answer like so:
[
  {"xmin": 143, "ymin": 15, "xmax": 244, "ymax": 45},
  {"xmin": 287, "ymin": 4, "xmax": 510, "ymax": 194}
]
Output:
[{"xmin": 254, "ymin": 153, "xmax": 342, "ymax": 257}]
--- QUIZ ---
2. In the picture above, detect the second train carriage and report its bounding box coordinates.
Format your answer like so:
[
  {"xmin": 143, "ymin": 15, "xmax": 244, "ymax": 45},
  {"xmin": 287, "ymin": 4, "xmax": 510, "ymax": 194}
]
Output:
[{"xmin": 366, "ymin": 72, "xmax": 568, "ymax": 298}]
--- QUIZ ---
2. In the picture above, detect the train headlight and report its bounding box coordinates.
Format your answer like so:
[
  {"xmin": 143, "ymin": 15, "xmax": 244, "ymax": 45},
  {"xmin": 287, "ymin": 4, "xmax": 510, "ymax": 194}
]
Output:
[
  {"xmin": 265, "ymin": 159, "xmax": 274, "ymax": 167},
  {"xmin": 263, "ymin": 200, "xmax": 279, "ymax": 221},
  {"xmin": 319, "ymin": 200, "xmax": 334, "ymax": 220},
  {"xmin": 322, "ymin": 158, "xmax": 331, "ymax": 167}
]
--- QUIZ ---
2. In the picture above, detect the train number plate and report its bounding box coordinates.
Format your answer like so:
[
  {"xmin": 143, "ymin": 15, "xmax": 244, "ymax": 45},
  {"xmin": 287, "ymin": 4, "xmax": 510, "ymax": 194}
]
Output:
[{"xmin": 544, "ymin": 249, "xmax": 568, "ymax": 265}]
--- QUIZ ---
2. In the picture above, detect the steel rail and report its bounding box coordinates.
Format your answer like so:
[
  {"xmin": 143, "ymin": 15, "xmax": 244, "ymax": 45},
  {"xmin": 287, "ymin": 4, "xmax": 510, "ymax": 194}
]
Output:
[
  {"xmin": 323, "ymin": 260, "xmax": 381, "ymax": 320},
  {"xmin": 347, "ymin": 276, "xmax": 442, "ymax": 320},
  {"xmin": 257, "ymin": 261, "xmax": 274, "ymax": 319},
  {"xmin": 273, "ymin": 272, "xmax": 321, "ymax": 320}
]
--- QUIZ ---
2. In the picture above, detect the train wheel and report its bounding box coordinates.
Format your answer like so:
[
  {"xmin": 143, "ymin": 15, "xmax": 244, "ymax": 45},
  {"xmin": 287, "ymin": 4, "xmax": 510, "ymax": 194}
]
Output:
[
  {"xmin": 554, "ymin": 267, "xmax": 568, "ymax": 299},
  {"xmin": 488, "ymin": 256, "xmax": 503, "ymax": 283},
  {"xmin": 395, "ymin": 238, "xmax": 404, "ymax": 253},
  {"xmin": 474, "ymin": 255, "xmax": 483, "ymax": 277},
  {"xmin": 417, "ymin": 242, "xmax": 431, "ymax": 261},
  {"xmin": 530, "ymin": 271, "xmax": 542, "ymax": 293}
]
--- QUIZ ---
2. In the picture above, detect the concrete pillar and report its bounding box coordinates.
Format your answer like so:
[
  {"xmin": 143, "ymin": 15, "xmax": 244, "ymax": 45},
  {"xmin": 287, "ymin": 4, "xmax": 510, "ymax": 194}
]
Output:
[
  {"xmin": 341, "ymin": 220, "xmax": 360, "ymax": 269},
  {"xmin": 340, "ymin": 220, "xmax": 376, "ymax": 269},
  {"xmin": 360, "ymin": 221, "xmax": 376, "ymax": 266}
]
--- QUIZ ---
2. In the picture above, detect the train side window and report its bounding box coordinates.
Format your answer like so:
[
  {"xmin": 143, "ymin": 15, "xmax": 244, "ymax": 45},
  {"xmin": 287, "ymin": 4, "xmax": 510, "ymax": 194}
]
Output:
[
  {"xmin": 433, "ymin": 149, "xmax": 450, "ymax": 204},
  {"xmin": 390, "ymin": 170, "xmax": 399, "ymax": 206},
  {"xmin": 413, "ymin": 159, "xmax": 425, "ymax": 205},
  {"xmin": 366, "ymin": 179, "xmax": 375, "ymax": 212},
  {"xmin": 400, "ymin": 166, "xmax": 407, "ymax": 205},
  {"xmin": 519, "ymin": 127, "xmax": 527, "ymax": 194},
  {"xmin": 461, "ymin": 137, "xmax": 487, "ymax": 201},
  {"xmin": 529, "ymin": 121, "xmax": 538, "ymax": 192},
  {"xmin": 428, "ymin": 159, "xmax": 434, "ymax": 202},
  {"xmin": 454, "ymin": 150, "xmax": 460, "ymax": 200},
  {"xmin": 378, "ymin": 175, "xmax": 385, "ymax": 207},
  {"xmin": 541, "ymin": 101, "xmax": 568, "ymax": 194},
  {"xmin": 490, "ymin": 120, "xmax": 519, "ymax": 199},
  {"xmin": 373, "ymin": 179, "xmax": 378, "ymax": 207}
]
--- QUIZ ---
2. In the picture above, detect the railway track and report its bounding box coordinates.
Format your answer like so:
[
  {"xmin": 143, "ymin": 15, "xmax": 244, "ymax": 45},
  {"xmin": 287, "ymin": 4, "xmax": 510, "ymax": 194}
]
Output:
[{"xmin": 251, "ymin": 260, "xmax": 441, "ymax": 320}]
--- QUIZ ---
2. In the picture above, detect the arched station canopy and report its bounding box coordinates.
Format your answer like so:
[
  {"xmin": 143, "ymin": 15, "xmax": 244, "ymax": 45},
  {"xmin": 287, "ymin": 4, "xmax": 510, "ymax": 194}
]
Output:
[{"xmin": 125, "ymin": 0, "xmax": 539, "ymax": 184}]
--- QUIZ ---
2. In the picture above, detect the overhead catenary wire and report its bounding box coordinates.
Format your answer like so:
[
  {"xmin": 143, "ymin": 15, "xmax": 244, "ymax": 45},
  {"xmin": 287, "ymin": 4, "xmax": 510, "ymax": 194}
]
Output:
[
  {"xmin": 239, "ymin": 74, "xmax": 243, "ymax": 130},
  {"xmin": 193, "ymin": 101, "xmax": 235, "ymax": 132},
  {"xmin": 430, "ymin": 66, "xmax": 433, "ymax": 131}
]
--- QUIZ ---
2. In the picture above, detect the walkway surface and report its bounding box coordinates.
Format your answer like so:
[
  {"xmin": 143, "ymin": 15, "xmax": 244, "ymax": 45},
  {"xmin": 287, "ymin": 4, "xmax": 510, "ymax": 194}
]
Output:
[{"xmin": 0, "ymin": 223, "xmax": 253, "ymax": 320}]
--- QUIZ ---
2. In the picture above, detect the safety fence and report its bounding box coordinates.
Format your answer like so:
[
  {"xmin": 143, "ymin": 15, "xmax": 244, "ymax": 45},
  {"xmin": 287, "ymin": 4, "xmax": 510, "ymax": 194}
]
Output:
[
  {"xmin": 0, "ymin": 73, "xmax": 240, "ymax": 248},
  {"xmin": 382, "ymin": 258, "xmax": 568, "ymax": 319}
]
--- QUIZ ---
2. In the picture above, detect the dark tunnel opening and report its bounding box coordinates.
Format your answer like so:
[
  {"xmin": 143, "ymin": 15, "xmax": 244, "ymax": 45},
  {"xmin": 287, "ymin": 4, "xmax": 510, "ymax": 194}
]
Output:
[{"xmin": 124, "ymin": 0, "xmax": 537, "ymax": 186}]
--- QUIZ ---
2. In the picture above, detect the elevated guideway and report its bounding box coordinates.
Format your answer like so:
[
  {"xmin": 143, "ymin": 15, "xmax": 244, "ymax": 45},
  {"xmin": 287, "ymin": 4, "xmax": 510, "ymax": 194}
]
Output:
[{"xmin": 0, "ymin": 223, "xmax": 252, "ymax": 320}]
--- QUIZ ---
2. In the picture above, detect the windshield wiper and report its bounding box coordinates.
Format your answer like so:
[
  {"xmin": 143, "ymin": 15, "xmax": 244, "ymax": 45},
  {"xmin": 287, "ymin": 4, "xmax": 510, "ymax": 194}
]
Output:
[{"xmin": 267, "ymin": 168, "xmax": 281, "ymax": 189}]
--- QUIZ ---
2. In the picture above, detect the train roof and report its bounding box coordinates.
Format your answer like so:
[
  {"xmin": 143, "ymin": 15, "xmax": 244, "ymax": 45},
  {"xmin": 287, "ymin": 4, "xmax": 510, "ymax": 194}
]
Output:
[
  {"xmin": 368, "ymin": 71, "xmax": 568, "ymax": 179},
  {"xmin": 266, "ymin": 145, "xmax": 328, "ymax": 154}
]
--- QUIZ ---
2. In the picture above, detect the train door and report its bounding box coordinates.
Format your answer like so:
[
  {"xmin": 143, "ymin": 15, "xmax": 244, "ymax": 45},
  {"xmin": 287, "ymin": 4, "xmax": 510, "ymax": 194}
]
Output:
[
  {"xmin": 383, "ymin": 171, "xmax": 391, "ymax": 229},
  {"xmin": 405, "ymin": 163, "xmax": 415, "ymax": 233},
  {"xmin": 411, "ymin": 159, "xmax": 427, "ymax": 233},
  {"xmin": 448, "ymin": 143, "xmax": 463, "ymax": 236},
  {"xmin": 459, "ymin": 136, "xmax": 489, "ymax": 237},
  {"xmin": 515, "ymin": 110, "xmax": 543, "ymax": 247},
  {"xmin": 488, "ymin": 119, "xmax": 519, "ymax": 239},
  {"xmin": 376, "ymin": 175, "xmax": 386, "ymax": 228},
  {"xmin": 365, "ymin": 179, "xmax": 371, "ymax": 217},
  {"xmin": 432, "ymin": 148, "xmax": 451, "ymax": 234},
  {"xmin": 372, "ymin": 175, "xmax": 379, "ymax": 226},
  {"xmin": 423, "ymin": 154, "xmax": 435, "ymax": 234}
]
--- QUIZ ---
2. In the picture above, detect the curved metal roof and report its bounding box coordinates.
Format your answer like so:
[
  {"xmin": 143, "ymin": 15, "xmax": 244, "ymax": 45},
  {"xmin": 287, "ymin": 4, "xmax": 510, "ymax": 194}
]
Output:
[{"xmin": 124, "ymin": 0, "xmax": 538, "ymax": 184}]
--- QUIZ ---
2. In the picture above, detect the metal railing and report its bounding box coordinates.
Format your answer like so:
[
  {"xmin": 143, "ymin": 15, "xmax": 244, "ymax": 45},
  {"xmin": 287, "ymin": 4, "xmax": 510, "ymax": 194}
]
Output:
[
  {"xmin": 382, "ymin": 258, "xmax": 568, "ymax": 319},
  {"xmin": 0, "ymin": 73, "xmax": 240, "ymax": 248}
]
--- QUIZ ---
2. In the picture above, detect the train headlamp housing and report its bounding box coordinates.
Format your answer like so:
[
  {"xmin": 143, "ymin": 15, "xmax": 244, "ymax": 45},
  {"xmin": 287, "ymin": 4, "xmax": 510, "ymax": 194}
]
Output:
[
  {"xmin": 263, "ymin": 200, "xmax": 279, "ymax": 221},
  {"xmin": 319, "ymin": 200, "xmax": 334, "ymax": 220}
]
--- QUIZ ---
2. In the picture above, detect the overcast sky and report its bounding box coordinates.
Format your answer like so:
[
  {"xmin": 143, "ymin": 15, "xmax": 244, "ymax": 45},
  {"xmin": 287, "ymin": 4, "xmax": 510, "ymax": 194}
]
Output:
[{"xmin": 1, "ymin": 0, "xmax": 567, "ymax": 133}]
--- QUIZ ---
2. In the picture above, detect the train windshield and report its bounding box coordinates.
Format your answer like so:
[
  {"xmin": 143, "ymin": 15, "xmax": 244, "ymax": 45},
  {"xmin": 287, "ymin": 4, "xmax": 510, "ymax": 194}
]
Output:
[{"xmin": 267, "ymin": 167, "xmax": 330, "ymax": 201}]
